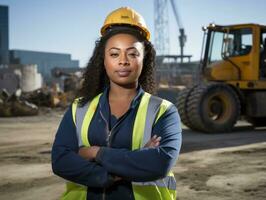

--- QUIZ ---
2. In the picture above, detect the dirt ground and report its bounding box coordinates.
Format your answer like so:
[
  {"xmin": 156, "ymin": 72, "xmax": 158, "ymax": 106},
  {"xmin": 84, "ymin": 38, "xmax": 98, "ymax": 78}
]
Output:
[{"xmin": 0, "ymin": 108, "xmax": 266, "ymax": 200}]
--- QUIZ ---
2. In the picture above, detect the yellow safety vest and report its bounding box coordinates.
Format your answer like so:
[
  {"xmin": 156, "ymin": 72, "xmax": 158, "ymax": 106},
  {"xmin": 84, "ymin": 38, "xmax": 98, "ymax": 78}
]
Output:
[{"xmin": 61, "ymin": 92, "xmax": 177, "ymax": 200}]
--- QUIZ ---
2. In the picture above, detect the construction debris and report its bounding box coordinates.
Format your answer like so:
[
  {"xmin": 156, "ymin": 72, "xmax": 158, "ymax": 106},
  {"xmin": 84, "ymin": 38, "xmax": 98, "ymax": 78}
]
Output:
[
  {"xmin": 0, "ymin": 89, "xmax": 38, "ymax": 117},
  {"xmin": 21, "ymin": 87, "xmax": 68, "ymax": 108}
]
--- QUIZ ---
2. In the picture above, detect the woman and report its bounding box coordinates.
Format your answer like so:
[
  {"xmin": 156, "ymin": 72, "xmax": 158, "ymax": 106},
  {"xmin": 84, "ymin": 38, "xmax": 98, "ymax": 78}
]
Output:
[{"xmin": 52, "ymin": 7, "xmax": 182, "ymax": 200}]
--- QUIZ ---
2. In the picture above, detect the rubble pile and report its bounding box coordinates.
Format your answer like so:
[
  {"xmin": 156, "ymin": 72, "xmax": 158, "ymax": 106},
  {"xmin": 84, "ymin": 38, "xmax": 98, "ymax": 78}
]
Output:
[{"xmin": 0, "ymin": 89, "xmax": 38, "ymax": 117}]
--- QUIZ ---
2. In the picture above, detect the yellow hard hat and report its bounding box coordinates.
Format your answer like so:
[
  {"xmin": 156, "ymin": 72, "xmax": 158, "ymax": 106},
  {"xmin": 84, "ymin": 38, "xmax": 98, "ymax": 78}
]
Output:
[{"xmin": 101, "ymin": 7, "xmax": 150, "ymax": 40}]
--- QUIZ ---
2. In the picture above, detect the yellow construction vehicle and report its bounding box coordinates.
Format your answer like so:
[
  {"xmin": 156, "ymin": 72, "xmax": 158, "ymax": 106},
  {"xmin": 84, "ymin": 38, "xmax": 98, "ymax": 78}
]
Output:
[{"xmin": 177, "ymin": 23, "xmax": 266, "ymax": 132}]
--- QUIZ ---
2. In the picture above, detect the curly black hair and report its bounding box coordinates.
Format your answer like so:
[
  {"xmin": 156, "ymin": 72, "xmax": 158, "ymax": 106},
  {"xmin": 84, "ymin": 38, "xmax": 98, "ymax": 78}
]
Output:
[{"xmin": 78, "ymin": 26, "xmax": 156, "ymax": 106}]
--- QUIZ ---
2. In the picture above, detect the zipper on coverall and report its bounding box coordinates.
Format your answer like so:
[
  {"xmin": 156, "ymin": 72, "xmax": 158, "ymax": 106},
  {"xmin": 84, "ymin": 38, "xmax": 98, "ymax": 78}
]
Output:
[{"xmin": 99, "ymin": 105, "xmax": 131, "ymax": 200}]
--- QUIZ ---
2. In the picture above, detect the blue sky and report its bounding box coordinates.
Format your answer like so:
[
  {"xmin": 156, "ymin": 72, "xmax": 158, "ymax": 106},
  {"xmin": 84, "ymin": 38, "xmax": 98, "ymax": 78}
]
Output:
[{"xmin": 1, "ymin": 0, "xmax": 266, "ymax": 67}]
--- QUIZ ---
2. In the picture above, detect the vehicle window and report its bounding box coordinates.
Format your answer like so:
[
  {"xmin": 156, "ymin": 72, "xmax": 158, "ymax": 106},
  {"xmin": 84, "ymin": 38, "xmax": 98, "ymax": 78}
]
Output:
[
  {"xmin": 227, "ymin": 28, "xmax": 252, "ymax": 57},
  {"xmin": 208, "ymin": 31, "xmax": 224, "ymax": 63}
]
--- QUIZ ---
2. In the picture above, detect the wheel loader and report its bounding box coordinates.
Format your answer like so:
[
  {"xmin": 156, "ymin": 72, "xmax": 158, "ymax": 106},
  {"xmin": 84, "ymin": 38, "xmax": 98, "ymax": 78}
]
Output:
[{"xmin": 177, "ymin": 23, "xmax": 266, "ymax": 132}]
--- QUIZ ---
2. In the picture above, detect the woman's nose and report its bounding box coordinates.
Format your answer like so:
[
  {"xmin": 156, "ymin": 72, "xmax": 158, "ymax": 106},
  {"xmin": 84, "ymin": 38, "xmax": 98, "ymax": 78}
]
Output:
[{"xmin": 119, "ymin": 53, "xmax": 129, "ymax": 66}]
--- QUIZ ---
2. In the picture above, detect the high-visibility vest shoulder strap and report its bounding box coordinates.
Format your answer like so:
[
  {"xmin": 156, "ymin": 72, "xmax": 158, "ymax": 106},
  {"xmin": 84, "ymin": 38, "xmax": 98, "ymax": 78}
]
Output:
[
  {"xmin": 132, "ymin": 92, "xmax": 172, "ymax": 150},
  {"xmin": 72, "ymin": 93, "xmax": 102, "ymax": 147},
  {"xmin": 155, "ymin": 99, "xmax": 173, "ymax": 123}
]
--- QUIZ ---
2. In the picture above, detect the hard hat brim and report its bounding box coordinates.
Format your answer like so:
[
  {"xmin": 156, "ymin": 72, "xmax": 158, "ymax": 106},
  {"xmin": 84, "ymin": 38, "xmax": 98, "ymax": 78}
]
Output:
[{"xmin": 101, "ymin": 24, "xmax": 150, "ymax": 41}]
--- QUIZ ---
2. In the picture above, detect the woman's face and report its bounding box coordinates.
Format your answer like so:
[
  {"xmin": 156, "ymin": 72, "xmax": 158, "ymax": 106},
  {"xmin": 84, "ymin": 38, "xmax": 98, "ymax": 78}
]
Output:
[{"xmin": 104, "ymin": 33, "xmax": 144, "ymax": 88}]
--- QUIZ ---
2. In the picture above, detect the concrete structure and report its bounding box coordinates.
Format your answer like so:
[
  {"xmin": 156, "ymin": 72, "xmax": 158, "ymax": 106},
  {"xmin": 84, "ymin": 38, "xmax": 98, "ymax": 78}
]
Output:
[
  {"xmin": 9, "ymin": 50, "xmax": 79, "ymax": 83},
  {"xmin": 0, "ymin": 5, "xmax": 9, "ymax": 64},
  {"xmin": 0, "ymin": 64, "xmax": 43, "ymax": 94},
  {"xmin": 21, "ymin": 64, "xmax": 42, "ymax": 92},
  {"xmin": 0, "ymin": 68, "xmax": 19, "ymax": 94}
]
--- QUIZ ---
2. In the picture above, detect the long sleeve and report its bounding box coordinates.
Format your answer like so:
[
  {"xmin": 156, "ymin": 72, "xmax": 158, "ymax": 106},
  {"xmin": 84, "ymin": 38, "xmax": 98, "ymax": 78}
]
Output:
[
  {"xmin": 95, "ymin": 105, "xmax": 182, "ymax": 182},
  {"xmin": 51, "ymin": 107, "xmax": 114, "ymax": 188}
]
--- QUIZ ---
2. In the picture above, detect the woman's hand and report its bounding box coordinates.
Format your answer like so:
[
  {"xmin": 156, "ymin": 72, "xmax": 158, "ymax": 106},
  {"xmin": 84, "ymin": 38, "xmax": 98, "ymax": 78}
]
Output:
[
  {"xmin": 144, "ymin": 135, "xmax": 161, "ymax": 148},
  {"xmin": 78, "ymin": 146, "xmax": 100, "ymax": 160}
]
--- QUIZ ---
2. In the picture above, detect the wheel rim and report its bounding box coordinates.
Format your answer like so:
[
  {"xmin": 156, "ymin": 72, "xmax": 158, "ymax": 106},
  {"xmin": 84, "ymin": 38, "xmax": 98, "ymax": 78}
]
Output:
[{"xmin": 206, "ymin": 92, "xmax": 231, "ymax": 123}]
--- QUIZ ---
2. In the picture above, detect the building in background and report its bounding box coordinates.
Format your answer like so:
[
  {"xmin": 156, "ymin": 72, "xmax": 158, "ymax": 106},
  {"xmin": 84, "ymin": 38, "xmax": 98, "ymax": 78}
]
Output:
[
  {"xmin": 0, "ymin": 5, "xmax": 9, "ymax": 64},
  {"xmin": 0, "ymin": 4, "xmax": 80, "ymax": 85},
  {"xmin": 9, "ymin": 50, "xmax": 79, "ymax": 83}
]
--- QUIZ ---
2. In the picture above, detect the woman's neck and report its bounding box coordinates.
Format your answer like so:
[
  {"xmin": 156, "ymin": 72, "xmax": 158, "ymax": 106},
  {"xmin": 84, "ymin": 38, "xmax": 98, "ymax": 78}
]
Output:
[{"xmin": 109, "ymin": 82, "xmax": 138, "ymax": 101}]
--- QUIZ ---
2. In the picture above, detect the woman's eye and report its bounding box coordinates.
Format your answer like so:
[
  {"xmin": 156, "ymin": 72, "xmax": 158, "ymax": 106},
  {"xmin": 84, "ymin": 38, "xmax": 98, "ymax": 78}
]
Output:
[
  {"xmin": 128, "ymin": 53, "xmax": 138, "ymax": 57},
  {"xmin": 110, "ymin": 53, "xmax": 119, "ymax": 57}
]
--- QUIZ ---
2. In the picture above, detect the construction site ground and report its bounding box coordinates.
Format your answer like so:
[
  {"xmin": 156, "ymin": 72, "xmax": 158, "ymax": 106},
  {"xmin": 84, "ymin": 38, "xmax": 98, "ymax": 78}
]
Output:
[{"xmin": 0, "ymin": 108, "xmax": 266, "ymax": 200}]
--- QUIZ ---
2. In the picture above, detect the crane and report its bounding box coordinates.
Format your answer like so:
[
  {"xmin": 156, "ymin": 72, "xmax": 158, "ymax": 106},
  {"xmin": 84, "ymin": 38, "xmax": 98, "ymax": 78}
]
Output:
[
  {"xmin": 169, "ymin": 0, "xmax": 187, "ymax": 63},
  {"xmin": 154, "ymin": 0, "xmax": 169, "ymax": 56},
  {"xmin": 154, "ymin": 0, "xmax": 189, "ymax": 63}
]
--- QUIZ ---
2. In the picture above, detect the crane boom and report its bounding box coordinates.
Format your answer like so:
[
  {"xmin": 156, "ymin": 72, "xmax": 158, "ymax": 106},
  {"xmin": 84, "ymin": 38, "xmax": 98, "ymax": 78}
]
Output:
[
  {"xmin": 169, "ymin": 0, "xmax": 183, "ymax": 29},
  {"xmin": 169, "ymin": 0, "xmax": 187, "ymax": 62}
]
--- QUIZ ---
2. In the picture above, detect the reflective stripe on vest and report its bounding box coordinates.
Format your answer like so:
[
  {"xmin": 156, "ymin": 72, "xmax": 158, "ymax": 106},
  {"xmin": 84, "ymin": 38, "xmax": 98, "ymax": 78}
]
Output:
[
  {"xmin": 132, "ymin": 176, "xmax": 176, "ymax": 190},
  {"xmin": 61, "ymin": 92, "xmax": 176, "ymax": 200}
]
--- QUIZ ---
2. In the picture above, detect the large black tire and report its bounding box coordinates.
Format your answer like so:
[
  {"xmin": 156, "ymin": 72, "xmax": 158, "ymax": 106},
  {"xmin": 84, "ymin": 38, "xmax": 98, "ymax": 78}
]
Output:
[
  {"xmin": 176, "ymin": 86, "xmax": 199, "ymax": 130},
  {"xmin": 176, "ymin": 88, "xmax": 191, "ymax": 128},
  {"xmin": 186, "ymin": 83, "xmax": 240, "ymax": 133}
]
